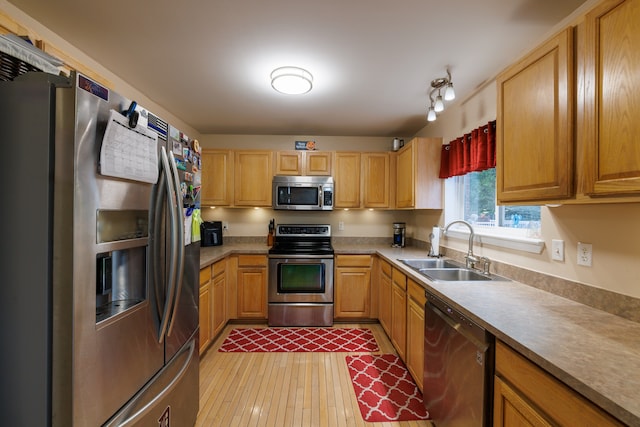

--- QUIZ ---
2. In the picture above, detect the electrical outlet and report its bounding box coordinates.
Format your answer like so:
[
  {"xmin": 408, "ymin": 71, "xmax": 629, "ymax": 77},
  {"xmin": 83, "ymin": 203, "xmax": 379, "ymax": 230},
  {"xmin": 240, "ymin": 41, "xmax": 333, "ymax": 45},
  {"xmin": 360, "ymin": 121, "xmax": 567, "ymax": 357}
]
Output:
[
  {"xmin": 551, "ymin": 239, "xmax": 564, "ymax": 261},
  {"xmin": 338, "ymin": 221, "xmax": 344, "ymax": 231},
  {"xmin": 222, "ymin": 221, "xmax": 229, "ymax": 231},
  {"xmin": 577, "ymin": 242, "xmax": 592, "ymax": 267}
]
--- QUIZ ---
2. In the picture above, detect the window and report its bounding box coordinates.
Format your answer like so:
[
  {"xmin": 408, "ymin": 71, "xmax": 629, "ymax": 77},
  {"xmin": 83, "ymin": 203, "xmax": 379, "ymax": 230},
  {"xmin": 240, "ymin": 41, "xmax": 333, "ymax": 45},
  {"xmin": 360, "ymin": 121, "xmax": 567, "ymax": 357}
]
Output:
[{"xmin": 444, "ymin": 169, "xmax": 544, "ymax": 253}]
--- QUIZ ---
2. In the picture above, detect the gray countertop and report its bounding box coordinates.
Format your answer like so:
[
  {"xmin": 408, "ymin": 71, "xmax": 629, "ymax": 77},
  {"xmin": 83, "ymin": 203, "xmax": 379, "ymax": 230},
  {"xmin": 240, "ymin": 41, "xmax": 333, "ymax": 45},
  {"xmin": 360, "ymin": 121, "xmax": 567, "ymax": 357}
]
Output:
[{"xmin": 201, "ymin": 243, "xmax": 640, "ymax": 426}]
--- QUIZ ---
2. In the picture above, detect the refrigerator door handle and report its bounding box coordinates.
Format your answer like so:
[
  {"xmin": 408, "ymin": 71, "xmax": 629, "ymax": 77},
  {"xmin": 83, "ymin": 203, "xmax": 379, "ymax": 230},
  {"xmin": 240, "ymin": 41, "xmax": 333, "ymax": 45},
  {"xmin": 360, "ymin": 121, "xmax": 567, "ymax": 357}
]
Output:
[
  {"xmin": 166, "ymin": 151, "xmax": 185, "ymax": 336},
  {"xmin": 157, "ymin": 147, "xmax": 179, "ymax": 343},
  {"xmin": 151, "ymin": 169, "xmax": 166, "ymax": 325}
]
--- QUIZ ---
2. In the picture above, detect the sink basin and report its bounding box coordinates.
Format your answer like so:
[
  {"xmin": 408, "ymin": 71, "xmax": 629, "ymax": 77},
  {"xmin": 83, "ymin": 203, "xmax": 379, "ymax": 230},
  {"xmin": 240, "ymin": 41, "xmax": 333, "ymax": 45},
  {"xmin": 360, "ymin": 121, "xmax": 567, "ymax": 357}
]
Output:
[
  {"xmin": 419, "ymin": 268, "xmax": 492, "ymax": 282},
  {"xmin": 399, "ymin": 259, "xmax": 460, "ymax": 270}
]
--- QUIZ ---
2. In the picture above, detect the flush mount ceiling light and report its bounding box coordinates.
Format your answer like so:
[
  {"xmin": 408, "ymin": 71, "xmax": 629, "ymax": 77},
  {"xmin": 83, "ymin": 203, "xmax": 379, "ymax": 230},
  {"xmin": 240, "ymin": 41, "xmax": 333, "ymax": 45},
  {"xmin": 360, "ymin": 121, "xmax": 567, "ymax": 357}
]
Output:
[
  {"xmin": 271, "ymin": 66, "xmax": 313, "ymax": 95},
  {"xmin": 426, "ymin": 69, "xmax": 455, "ymax": 122}
]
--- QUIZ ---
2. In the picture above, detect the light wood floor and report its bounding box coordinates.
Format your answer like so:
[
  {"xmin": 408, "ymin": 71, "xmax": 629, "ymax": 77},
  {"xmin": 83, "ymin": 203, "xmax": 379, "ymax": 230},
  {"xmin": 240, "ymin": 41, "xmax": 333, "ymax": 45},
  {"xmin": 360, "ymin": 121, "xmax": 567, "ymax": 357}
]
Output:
[{"xmin": 196, "ymin": 322, "xmax": 433, "ymax": 427}]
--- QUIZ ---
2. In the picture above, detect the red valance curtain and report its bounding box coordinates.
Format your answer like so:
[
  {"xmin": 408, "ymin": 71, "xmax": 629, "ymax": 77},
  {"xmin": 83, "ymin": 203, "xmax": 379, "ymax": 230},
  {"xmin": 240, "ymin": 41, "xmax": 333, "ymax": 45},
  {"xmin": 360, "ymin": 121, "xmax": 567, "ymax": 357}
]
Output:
[{"xmin": 439, "ymin": 120, "xmax": 496, "ymax": 179}]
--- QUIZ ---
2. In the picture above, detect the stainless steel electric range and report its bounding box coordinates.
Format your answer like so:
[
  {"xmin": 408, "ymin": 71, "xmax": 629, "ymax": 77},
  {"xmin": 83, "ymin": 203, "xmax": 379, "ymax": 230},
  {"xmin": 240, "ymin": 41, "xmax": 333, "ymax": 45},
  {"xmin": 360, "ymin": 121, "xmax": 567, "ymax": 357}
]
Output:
[{"xmin": 267, "ymin": 224, "xmax": 334, "ymax": 327}]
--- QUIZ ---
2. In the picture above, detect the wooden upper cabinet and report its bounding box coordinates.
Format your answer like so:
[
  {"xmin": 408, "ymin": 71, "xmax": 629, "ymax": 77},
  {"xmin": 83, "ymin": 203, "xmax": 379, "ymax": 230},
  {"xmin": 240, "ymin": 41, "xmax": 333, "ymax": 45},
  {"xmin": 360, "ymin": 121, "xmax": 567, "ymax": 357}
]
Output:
[
  {"xmin": 275, "ymin": 151, "xmax": 333, "ymax": 176},
  {"xmin": 582, "ymin": 0, "xmax": 640, "ymax": 196},
  {"xmin": 395, "ymin": 138, "xmax": 443, "ymax": 209},
  {"xmin": 362, "ymin": 152, "xmax": 392, "ymax": 208},
  {"xmin": 275, "ymin": 151, "xmax": 302, "ymax": 175},
  {"xmin": 234, "ymin": 150, "xmax": 273, "ymax": 207},
  {"xmin": 306, "ymin": 151, "xmax": 333, "ymax": 175},
  {"xmin": 334, "ymin": 152, "xmax": 361, "ymax": 208},
  {"xmin": 496, "ymin": 28, "xmax": 574, "ymax": 204},
  {"xmin": 201, "ymin": 149, "xmax": 233, "ymax": 206}
]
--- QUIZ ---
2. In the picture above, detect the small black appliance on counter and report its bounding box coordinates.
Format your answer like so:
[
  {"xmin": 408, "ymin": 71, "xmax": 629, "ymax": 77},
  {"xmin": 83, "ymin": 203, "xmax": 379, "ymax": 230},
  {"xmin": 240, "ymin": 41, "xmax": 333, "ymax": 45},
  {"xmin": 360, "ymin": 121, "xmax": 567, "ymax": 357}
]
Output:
[{"xmin": 201, "ymin": 221, "xmax": 223, "ymax": 246}]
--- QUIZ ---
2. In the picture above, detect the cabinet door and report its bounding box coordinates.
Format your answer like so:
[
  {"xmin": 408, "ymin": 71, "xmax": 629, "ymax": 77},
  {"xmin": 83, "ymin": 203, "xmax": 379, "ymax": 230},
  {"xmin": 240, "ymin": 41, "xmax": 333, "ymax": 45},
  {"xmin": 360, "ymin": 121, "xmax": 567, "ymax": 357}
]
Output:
[
  {"xmin": 406, "ymin": 279, "xmax": 426, "ymax": 391},
  {"xmin": 275, "ymin": 151, "xmax": 302, "ymax": 175},
  {"xmin": 334, "ymin": 152, "xmax": 361, "ymax": 208},
  {"xmin": 395, "ymin": 144, "xmax": 415, "ymax": 208},
  {"xmin": 234, "ymin": 150, "xmax": 273, "ymax": 206},
  {"xmin": 211, "ymin": 259, "xmax": 226, "ymax": 337},
  {"xmin": 335, "ymin": 267, "xmax": 371, "ymax": 318},
  {"xmin": 378, "ymin": 261, "xmax": 392, "ymax": 335},
  {"xmin": 236, "ymin": 255, "xmax": 267, "ymax": 318},
  {"xmin": 493, "ymin": 376, "xmax": 553, "ymax": 427},
  {"xmin": 199, "ymin": 266, "xmax": 212, "ymax": 354},
  {"xmin": 391, "ymin": 268, "xmax": 407, "ymax": 360},
  {"xmin": 362, "ymin": 152, "xmax": 391, "ymax": 208},
  {"xmin": 237, "ymin": 268, "xmax": 267, "ymax": 318},
  {"xmin": 201, "ymin": 150, "xmax": 233, "ymax": 206},
  {"xmin": 496, "ymin": 28, "xmax": 574, "ymax": 203},
  {"xmin": 306, "ymin": 151, "xmax": 333, "ymax": 175},
  {"xmin": 583, "ymin": 0, "xmax": 640, "ymax": 196}
]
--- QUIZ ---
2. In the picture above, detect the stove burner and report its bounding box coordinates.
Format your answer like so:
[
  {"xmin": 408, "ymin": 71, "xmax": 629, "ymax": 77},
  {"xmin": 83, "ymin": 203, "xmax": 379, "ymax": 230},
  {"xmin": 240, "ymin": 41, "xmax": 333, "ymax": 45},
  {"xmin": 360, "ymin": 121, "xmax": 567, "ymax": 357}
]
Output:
[{"xmin": 268, "ymin": 224, "xmax": 334, "ymax": 256}]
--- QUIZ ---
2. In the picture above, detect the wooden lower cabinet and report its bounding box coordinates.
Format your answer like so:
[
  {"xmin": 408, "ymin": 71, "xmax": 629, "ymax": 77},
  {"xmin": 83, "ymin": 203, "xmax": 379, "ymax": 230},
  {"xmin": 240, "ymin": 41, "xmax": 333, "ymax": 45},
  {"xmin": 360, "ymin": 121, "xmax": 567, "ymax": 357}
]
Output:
[
  {"xmin": 494, "ymin": 340, "xmax": 624, "ymax": 427},
  {"xmin": 198, "ymin": 265, "xmax": 212, "ymax": 355},
  {"xmin": 406, "ymin": 279, "xmax": 426, "ymax": 391},
  {"xmin": 236, "ymin": 255, "xmax": 268, "ymax": 319},
  {"xmin": 334, "ymin": 255, "xmax": 372, "ymax": 319},
  {"xmin": 378, "ymin": 259, "xmax": 392, "ymax": 335},
  {"xmin": 211, "ymin": 259, "xmax": 227, "ymax": 338},
  {"xmin": 390, "ymin": 267, "xmax": 407, "ymax": 360}
]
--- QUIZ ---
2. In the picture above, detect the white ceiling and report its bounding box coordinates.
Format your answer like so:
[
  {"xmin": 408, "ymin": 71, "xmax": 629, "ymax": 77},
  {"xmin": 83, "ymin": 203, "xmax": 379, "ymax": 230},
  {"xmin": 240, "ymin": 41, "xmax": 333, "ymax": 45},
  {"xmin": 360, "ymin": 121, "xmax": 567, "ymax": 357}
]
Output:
[{"xmin": 9, "ymin": 0, "xmax": 587, "ymax": 137}]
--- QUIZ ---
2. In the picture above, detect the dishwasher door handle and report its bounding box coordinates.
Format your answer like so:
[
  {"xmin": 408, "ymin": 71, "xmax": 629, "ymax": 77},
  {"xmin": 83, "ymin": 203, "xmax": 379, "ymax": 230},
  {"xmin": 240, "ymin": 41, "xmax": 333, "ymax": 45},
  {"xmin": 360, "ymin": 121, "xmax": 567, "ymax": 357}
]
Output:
[{"xmin": 427, "ymin": 301, "xmax": 489, "ymax": 353}]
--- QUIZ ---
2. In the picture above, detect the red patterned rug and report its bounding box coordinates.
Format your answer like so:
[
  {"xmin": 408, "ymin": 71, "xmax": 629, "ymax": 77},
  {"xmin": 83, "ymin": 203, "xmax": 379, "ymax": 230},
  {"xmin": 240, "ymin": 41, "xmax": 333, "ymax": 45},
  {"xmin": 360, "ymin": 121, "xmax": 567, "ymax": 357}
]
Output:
[
  {"xmin": 218, "ymin": 327, "xmax": 380, "ymax": 352},
  {"xmin": 346, "ymin": 354, "xmax": 430, "ymax": 422}
]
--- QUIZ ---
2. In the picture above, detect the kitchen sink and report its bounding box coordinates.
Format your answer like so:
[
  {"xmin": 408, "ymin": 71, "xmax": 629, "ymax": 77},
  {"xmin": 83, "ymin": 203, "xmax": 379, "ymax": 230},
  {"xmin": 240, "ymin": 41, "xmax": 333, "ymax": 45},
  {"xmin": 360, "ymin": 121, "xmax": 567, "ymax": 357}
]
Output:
[
  {"xmin": 418, "ymin": 268, "xmax": 492, "ymax": 282},
  {"xmin": 399, "ymin": 258, "xmax": 460, "ymax": 270},
  {"xmin": 399, "ymin": 258, "xmax": 510, "ymax": 282}
]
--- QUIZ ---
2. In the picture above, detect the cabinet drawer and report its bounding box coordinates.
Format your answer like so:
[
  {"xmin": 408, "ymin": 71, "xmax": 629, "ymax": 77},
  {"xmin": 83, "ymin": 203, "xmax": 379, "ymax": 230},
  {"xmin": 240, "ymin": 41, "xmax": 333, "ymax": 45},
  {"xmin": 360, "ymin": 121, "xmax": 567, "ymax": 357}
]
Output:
[
  {"xmin": 335, "ymin": 254, "xmax": 372, "ymax": 268},
  {"xmin": 391, "ymin": 268, "xmax": 407, "ymax": 291},
  {"xmin": 199, "ymin": 265, "xmax": 212, "ymax": 286},
  {"xmin": 407, "ymin": 279, "xmax": 426, "ymax": 307},
  {"xmin": 237, "ymin": 254, "xmax": 267, "ymax": 267},
  {"xmin": 380, "ymin": 259, "xmax": 392, "ymax": 277},
  {"xmin": 213, "ymin": 259, "xmax": 226, "ymax": 276}
]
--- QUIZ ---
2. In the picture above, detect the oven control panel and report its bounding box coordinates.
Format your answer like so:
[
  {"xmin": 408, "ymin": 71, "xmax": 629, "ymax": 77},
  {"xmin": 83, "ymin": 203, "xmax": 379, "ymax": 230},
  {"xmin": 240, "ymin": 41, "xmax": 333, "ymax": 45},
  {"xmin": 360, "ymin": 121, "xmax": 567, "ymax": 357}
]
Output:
[{"xmin": 276, "ymin": 224, "xmax": 331, "ymax": 237}]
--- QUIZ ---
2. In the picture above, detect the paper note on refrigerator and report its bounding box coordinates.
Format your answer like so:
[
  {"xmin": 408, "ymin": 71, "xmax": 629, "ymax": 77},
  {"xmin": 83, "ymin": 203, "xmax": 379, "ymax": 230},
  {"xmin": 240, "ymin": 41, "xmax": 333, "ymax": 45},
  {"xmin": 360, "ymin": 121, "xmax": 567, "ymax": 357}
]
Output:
[{"xmin": 99, "ymin": 110, "xmax": 159, "ymax": 184}]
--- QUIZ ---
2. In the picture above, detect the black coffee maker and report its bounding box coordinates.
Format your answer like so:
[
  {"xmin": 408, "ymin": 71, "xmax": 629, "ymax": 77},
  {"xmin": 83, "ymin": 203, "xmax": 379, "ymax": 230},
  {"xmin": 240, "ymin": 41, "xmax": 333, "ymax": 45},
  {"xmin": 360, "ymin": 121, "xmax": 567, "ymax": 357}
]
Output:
[
  {"xmin": 392, "ymin": 222, "xmax": 406, "ymax": 248},
  {"xmin": 201, "ymin": 221, "xmax": 223, "ymax": 246}
]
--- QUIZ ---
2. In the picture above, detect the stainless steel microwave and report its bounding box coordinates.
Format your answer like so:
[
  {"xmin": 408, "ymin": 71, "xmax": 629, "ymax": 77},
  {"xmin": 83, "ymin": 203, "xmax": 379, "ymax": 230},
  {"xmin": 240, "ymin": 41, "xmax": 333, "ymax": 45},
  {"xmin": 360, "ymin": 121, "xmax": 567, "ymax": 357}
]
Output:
[{"xmin": 272, "ymin": 175, "xmax": 334, "ymax": 211}]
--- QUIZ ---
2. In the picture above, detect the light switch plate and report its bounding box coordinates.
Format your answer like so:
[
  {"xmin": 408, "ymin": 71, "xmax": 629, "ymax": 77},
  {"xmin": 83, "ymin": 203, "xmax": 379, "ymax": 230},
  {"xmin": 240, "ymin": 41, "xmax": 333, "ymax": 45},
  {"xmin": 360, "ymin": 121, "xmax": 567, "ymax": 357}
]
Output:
[
  {"xmin": 577, "ymin": 242, "xmax": 592, "ymax": 267},
  {"xmin": 551, "ymin": 239, "xmax": 564, "ymax": 261}
]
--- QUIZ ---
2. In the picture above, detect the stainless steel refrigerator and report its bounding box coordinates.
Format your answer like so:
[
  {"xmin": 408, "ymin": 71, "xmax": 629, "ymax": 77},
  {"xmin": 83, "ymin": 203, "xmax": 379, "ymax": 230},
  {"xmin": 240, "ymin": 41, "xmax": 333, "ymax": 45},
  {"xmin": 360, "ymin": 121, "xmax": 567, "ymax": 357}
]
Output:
[{"xmin": 0, "ymin": 71, "xmax": 200, "ymax": 426}]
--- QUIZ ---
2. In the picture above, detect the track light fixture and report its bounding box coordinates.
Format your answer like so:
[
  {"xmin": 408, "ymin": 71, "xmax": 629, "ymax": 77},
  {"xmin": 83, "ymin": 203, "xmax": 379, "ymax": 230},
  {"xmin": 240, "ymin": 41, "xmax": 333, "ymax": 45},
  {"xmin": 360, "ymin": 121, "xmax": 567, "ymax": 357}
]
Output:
[{"xmin": 426, "ymin": 69, "xmax": 455, "ymax": 122}]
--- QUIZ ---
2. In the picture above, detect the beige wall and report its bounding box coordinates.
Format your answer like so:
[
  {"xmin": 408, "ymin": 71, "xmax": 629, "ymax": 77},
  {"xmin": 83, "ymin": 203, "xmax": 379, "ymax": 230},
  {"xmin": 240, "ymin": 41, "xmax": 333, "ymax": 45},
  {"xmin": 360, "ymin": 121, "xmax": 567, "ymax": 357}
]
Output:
[
  {"xmin": 199, "ymin": 134, "xmax": 399, "ymax": 152},
  {"xmin": 0, "ymin": 0, "xmax": 200, "ymax": 138},
  {"xmin": 201, "ymin": 207, "xmax": 415, "ymax": 240},
  {"xmin": 415, "ymin": 68, "xmax": 640, "ymax": 300}
]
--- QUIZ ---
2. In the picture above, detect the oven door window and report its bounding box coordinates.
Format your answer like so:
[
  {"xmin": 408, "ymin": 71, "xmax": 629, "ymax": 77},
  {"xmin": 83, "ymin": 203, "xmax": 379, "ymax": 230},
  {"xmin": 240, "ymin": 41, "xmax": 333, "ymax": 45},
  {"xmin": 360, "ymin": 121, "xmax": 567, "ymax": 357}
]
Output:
[
  {"xmin": 277, "ymin": 186, "xmax": 319, "ymax": 206},
  {"xmin": 278, "ymin": 263, "xmax": 325, "ymax": 293}
]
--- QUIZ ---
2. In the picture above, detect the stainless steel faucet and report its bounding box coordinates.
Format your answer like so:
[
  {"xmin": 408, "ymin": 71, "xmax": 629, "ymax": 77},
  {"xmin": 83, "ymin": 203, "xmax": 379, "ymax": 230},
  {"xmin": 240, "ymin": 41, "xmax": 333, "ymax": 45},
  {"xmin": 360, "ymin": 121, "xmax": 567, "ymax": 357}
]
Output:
[{"xmin": 444, "ymin": 220, "xmax": 480, "ymax": 269}]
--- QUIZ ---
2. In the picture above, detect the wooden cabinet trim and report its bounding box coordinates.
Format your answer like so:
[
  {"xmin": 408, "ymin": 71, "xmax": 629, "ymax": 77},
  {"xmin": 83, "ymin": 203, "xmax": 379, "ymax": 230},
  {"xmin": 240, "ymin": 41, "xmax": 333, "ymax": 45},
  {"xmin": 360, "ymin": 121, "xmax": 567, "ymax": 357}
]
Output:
[{"xmin": 495, "ymin": 340, "xmax": 624, "ymax": 426}]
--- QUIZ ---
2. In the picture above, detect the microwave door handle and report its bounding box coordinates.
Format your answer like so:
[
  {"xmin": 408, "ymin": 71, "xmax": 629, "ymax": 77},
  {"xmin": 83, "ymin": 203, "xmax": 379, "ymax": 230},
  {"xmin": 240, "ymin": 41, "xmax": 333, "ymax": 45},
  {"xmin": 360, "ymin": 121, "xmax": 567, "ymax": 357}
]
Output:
[
  {"xmin": 157, "ymin": 147, "xmax": 178, "ymax": 343},
  {"xmin": 166, "ymin": 151, "xmax": 185, "ymax": 336},
  {"xmin": 319, "ymin": 185, "xmax": 323, "ymax": 208}
]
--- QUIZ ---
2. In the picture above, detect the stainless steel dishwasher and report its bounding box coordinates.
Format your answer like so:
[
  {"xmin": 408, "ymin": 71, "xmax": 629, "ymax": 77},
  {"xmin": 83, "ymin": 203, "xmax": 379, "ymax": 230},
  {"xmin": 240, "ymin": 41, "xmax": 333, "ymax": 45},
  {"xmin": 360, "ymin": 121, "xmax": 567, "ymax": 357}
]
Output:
[{"xmin": 423, "ymin": 291, "xmax": 494, "ymax": 426}]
